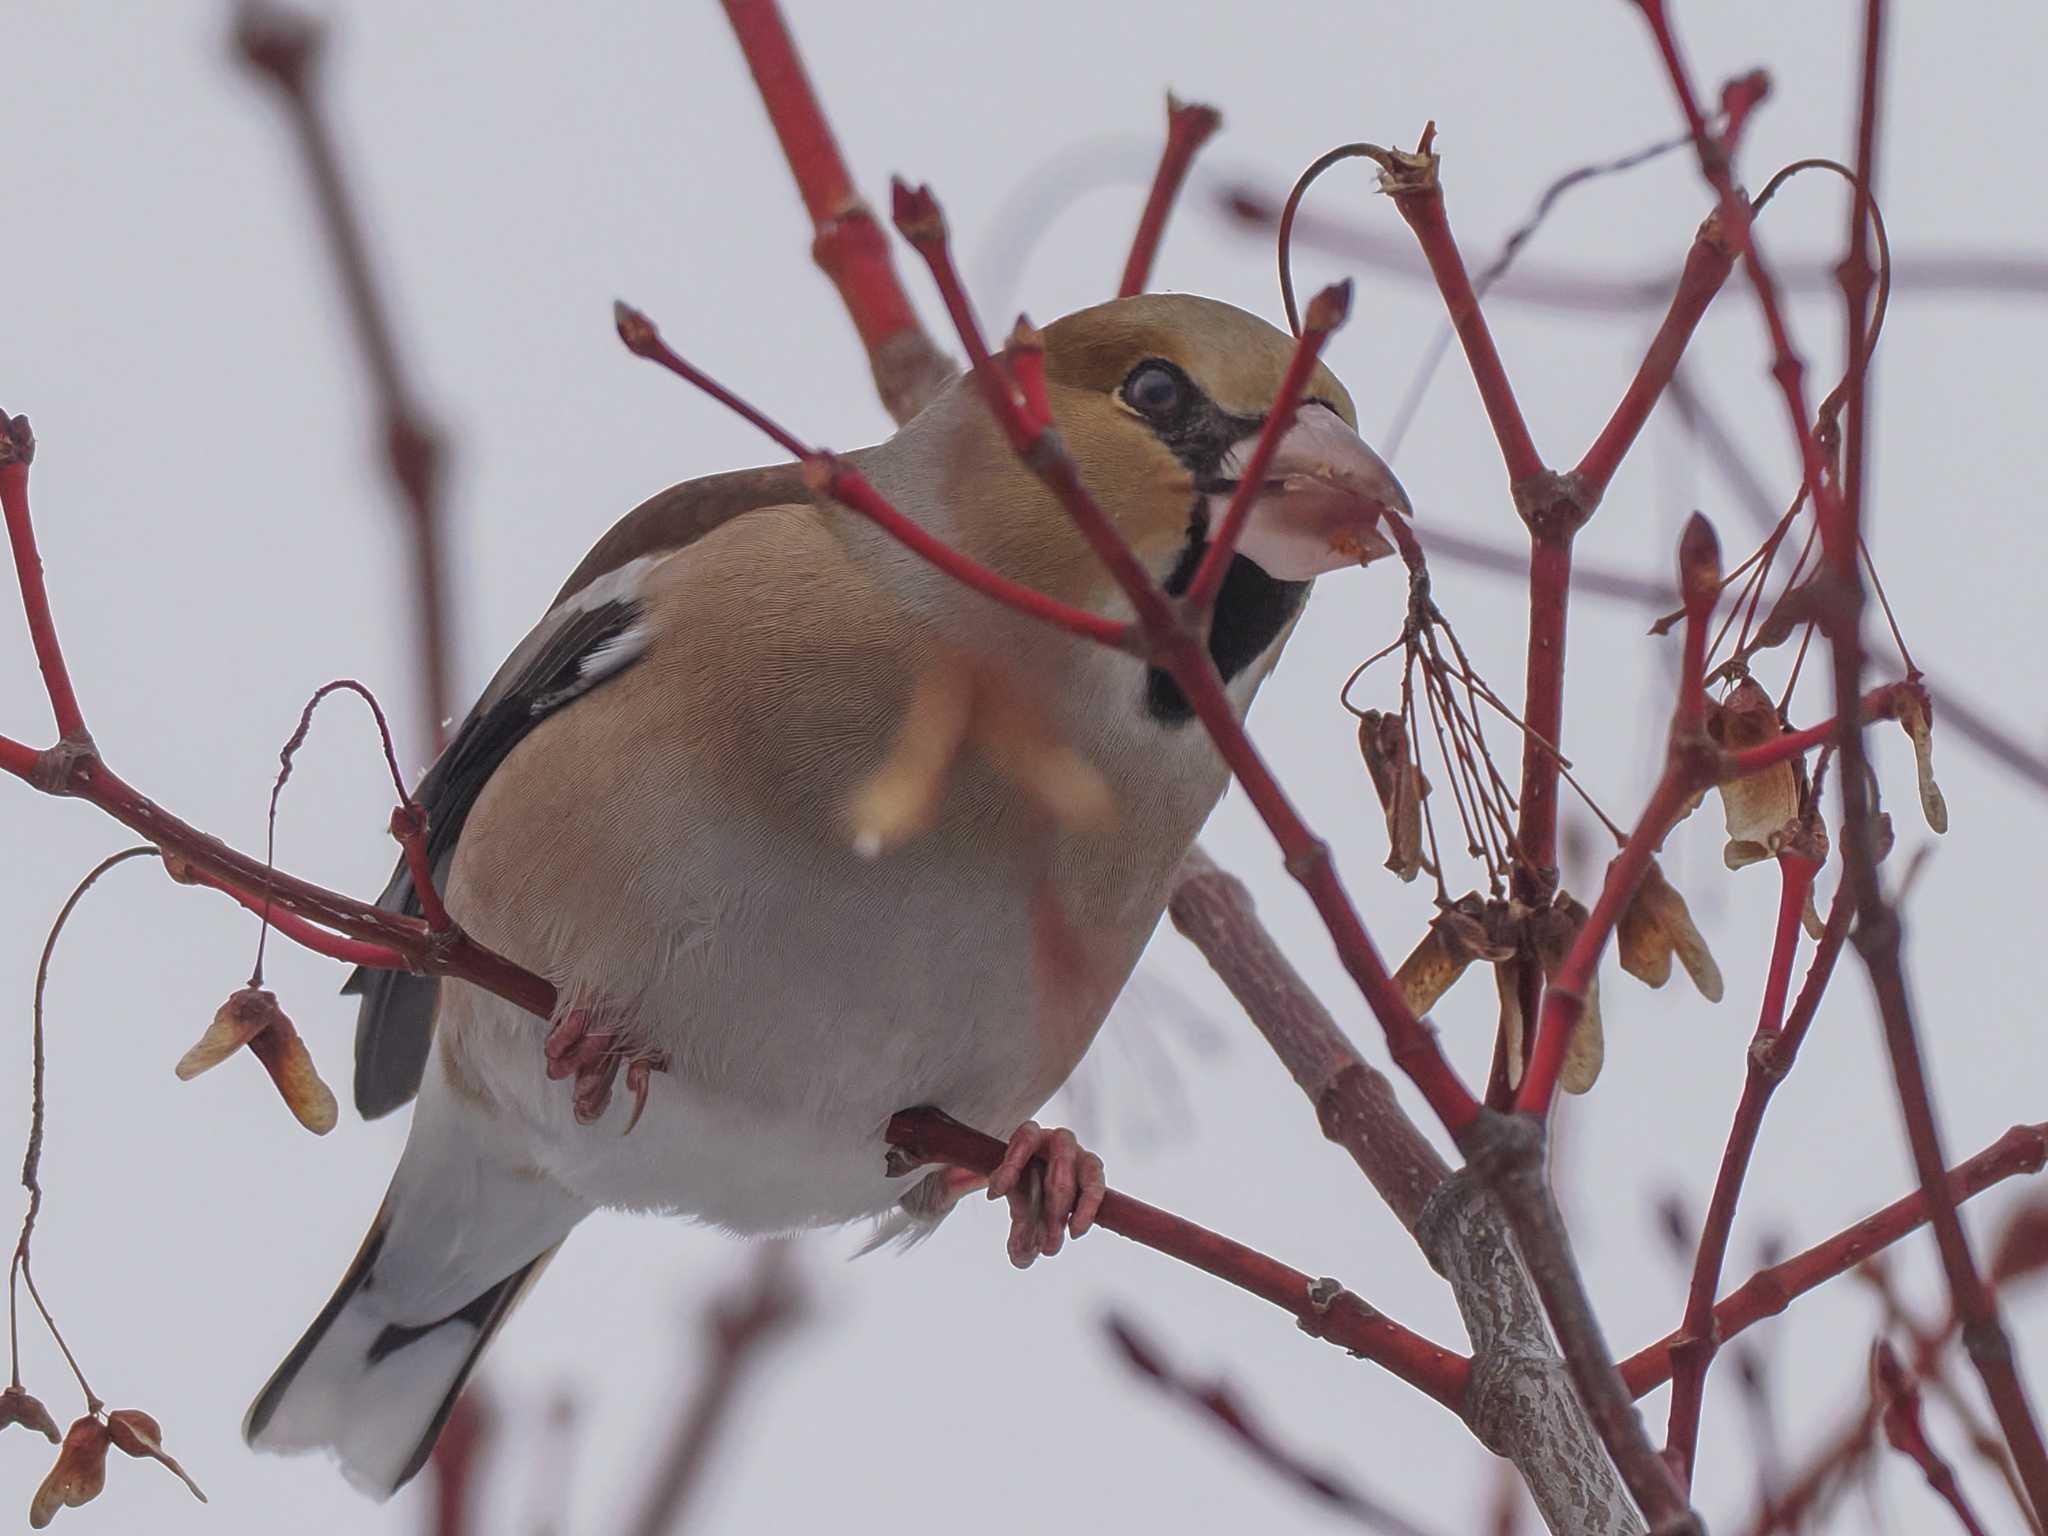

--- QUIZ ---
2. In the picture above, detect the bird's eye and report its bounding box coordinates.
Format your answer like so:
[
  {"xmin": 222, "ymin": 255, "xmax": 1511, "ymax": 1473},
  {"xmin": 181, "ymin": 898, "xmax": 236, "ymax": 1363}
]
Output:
[{"xmin": 1123, "ymin": 362, "xmax": 1186, "ymax": 417}]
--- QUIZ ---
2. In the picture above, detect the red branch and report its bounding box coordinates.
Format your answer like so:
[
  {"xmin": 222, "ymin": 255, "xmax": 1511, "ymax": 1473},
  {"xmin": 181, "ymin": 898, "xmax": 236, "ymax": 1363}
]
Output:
[
  {"xmin": 0, "ymin": 414, "xmax": 553, "ymax": 1017},
  {"xmin": 1620, "ymin": 1122, "xmax": 2048, "ymax": 1397},
  {"xmin": 1118, "ymin": 95, "xmax": 1223, "ymax": 298},
  {"xmin": 889, "ymin": 1111, "xmax": 1470, "ymax": 1410},
  {"xmin": 1183, "ymin": 282, "xmax": 1349, "ymax": 616},
  {"xmin": 0, "ymin": 430, "xmax": 87, "ymax": 746},
  {"xmin": 1873, "ymin": 1339, "xmax": 1995, "ymax": 1536},
  {"xmin": 1574, "ymin": 217, "xmax": 1737, "ymax": 496},
  {"xmin": 1636, "ymin": 0, "xmax": 2048, "ymax": 1509},
  {"xmin": 234, "ymin": 2, "xmax": 453, "ymax": 756},
  {"xmin": 1516, "ymin": 514, "xmax": 1721, "ymax": 1119},
  {"xmin": 622, "ymin": 1244, "xmax": 806, "ymax": 1536},
  {"xmin": 611, "ymin": 301, "xmax": 1133, "ymax": 652},
  {"xmin": 884, "ymin": 180, "xmax": 1481, "ymax": 1135},
  {"xmin": 1662, "ymin": 856, "xmax": 1828, "ymax": 1487},
  {"xmin": 717, "ymin": 0, "xmax": 953, "ymax": 424},
  {"xmin": 1382, "ymin": 135, "xmax": 1543, "ymax": 485},
  {"xmin": 1107, "ymin": 1312, "xmax": 1440, "ymax": 1535}
]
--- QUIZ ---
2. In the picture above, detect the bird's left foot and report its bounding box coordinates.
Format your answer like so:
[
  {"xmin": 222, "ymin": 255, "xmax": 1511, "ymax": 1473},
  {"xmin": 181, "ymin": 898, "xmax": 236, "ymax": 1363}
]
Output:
[
  {"xmin": 987, "ymin": 1121, "xmax": 1107, "ymax": 1269},
  {"xmin": 542, "ymin": 1005, "xmax": 669, "ymax": 1132}
]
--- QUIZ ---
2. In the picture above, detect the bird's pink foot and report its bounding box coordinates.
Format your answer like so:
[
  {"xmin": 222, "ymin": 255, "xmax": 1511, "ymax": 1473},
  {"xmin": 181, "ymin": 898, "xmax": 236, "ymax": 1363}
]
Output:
[
  {"xmin": 542, "ymin": 1006, "xmax": 667, "ymax": 1132},
  {"xmin": 986, "ymin": 1120, "xmax": 1106, "ymax": 1269}
]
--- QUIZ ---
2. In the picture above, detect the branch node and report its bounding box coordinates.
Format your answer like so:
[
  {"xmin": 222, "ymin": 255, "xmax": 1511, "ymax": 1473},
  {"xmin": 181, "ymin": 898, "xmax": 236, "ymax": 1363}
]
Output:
[
  {"xmin": 0, "ymin": 412, "xmax": 35, "ymax": 467},
  {"xmin": 29, "ymin": 736, "xmax": 97, "ymax": 796},
  {"xmin": 1510, "ymin": 469, "xmax": 1594, "ymax": 540}
]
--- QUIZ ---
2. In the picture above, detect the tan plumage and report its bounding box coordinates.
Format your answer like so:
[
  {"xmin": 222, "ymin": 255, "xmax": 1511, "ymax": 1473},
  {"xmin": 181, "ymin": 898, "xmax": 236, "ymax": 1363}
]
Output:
[{"xmin": 250, "ymin": 293, "xmax": 1408, "ymax": 1497}]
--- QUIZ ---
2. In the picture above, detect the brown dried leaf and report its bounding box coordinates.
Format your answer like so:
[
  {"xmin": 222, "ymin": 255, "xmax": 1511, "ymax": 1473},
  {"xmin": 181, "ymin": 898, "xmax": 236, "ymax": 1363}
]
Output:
[
  {"xmin": 1495, "ymin": 893, "xmax": 1602, "ymax": 1094},
  {"xmin": 30, "ymin": 1416, "xmax": 109, "ymax": 1528},
  {"xmin": 1537, "ymin": 894, "xmax": 1604, "ymax": 1096},
  {"xmin": 0, "ymin": 1387, "xmax": 61, "ymax": 1445},
  {"xmin": 1894, "ymin": 689, "xmax": 1948, "ymax": 835},
  {"xmin": 105, "ymin": 1409, "xmax": 206, "ymax": 1504},
  {"xmin": 1712, "ymin": 680, "xmax": 1802, "ymax": 867},
  {"xmin": 1358, "ymin": 710, "xmax": 1429, "ymax": 883},
  {"xmin": 1394, "ymin": 894, "xmax": 1514, "ymax": 1015},
  {"xmin": 1617, "ymin": 857, "xmax": 1724, "ymax": 1002}
]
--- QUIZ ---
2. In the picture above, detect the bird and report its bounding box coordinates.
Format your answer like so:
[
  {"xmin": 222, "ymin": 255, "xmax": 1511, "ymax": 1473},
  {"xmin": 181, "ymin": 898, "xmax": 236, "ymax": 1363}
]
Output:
[{"xmin": 243, "ymin": 292, "xmax": 1411, "ymax": 1496}]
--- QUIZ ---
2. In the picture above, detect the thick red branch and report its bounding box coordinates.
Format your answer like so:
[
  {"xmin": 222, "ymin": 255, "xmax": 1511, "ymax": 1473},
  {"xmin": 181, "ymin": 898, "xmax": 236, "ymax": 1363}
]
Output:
[
  {"xmin": 1118, "ymin": 96, "xmax": 1223, "ymax": 298},
  {"xmin": 718, "ymin": 0, "xmax": 954, "ymax": 425},
  {"xmin": 1574, "ymin": 217, "xmax": 1737, "ymax": 496},
  {"xmin": 1382, "ymin": 140, "xmax": 1545, "ymax": 486},
  {"xmin": 888, "ymin": 1110, "xmax": 1470, "ymax": 1410}
]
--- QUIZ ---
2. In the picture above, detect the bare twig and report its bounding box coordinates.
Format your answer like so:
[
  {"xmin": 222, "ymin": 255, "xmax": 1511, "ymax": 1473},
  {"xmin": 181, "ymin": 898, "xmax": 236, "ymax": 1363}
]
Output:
[
  {"xmin": 1106, "ymin": 1311, "xmax": 1442, "ymax": 1535},
  {"xmin": 234, "ymin": 1, "xmax": 454, "ymax": 756},
  {"xmin": 623, "ymin": 1244, "xmax": 807, "ymax": 1536}
]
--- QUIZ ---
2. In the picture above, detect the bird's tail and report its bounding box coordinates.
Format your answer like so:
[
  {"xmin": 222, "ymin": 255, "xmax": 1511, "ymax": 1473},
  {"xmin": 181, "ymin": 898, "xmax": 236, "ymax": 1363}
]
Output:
[{"xmin": 245, "ymin": 1091, "xmax": 586, "ymax": 1497}]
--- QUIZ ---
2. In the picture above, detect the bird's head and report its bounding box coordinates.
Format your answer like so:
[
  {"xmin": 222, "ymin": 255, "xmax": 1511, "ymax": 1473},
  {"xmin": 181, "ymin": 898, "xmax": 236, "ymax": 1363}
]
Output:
[{"xmin": 903, "ymin": 292, "xmax": 1410, "ymax": 722}]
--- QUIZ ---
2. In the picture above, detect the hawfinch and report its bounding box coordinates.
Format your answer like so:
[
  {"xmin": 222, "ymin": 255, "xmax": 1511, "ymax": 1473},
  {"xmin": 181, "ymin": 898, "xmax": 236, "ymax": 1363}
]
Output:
[{"xmin": 245, "ymin": 293, "xmax": 1410, "ymax": 1494}]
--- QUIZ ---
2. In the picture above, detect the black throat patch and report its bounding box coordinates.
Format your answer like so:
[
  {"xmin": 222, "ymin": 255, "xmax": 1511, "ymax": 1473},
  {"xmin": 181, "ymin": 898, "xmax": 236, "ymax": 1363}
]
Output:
[{"xmin": 1146, "ymin": 528, "xmax": 1307, "ymax": 725}]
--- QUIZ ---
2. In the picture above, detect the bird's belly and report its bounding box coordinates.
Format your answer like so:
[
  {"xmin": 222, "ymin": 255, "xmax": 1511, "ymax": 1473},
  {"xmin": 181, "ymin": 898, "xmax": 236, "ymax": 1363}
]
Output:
[{"xmin": 454, "ymin": 829, "xmax": 1162, "ymax": 1233}]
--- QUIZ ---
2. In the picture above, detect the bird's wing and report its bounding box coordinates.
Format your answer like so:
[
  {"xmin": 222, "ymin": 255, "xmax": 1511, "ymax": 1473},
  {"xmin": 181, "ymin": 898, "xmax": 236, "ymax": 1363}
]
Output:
[{"xmin": 345, "ymin": 463, "xmax": 811, "ymax": 1118}]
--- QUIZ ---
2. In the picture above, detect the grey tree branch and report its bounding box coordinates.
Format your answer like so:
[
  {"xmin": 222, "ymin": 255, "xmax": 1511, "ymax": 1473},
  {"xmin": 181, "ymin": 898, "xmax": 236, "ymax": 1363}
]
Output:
[{"xmin": 1169, "ymin": 847, "xmax": 1642, "ymax": 1536}]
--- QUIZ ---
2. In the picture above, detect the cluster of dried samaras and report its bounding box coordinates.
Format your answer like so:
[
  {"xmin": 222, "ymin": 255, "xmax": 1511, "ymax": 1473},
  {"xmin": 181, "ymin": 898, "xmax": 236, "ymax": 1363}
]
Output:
[
  {"xmin": 1361, "ymin": 674, "xmax": 1946, "ymax": 1095},
  {"xmin": 0, "ymin": 1391, "xmax": 204, "ymax": 1527}
]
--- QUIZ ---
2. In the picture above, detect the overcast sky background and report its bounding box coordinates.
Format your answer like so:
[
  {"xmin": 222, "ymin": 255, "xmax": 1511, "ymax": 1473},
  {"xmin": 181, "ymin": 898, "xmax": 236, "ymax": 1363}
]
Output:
[{"xmin": 4, "ymin": 2, "xmax": 2046, "ymax": 1532}]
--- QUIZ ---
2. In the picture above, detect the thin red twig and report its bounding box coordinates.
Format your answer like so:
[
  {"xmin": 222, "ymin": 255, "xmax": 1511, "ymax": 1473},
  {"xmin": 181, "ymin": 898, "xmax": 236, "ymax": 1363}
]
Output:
[
  {"xmin": 623, "ymin": 1244, "xmax": 807, "ymax": 1536},
  {"xmin": 1662, "ymin": 855, "xmax": 1825, "ymax": 1487},
  {"xmin": 1106, "ymin": 1312, "xmax": 1442, "ymax": 1535},
  {"xmin": 1118, "ymin": 95, "xmax": 1223, "ymax": 298},
  {"xmin": 1183, "ymin": 281, "xmax": 1350, "ymax": 616},
  {"xmin": 611, "ymin": 299, "xmax": 1134, "ymax": 654},
  {"xmin": 716, "ymin": 0, "xmax": 954, "ymax": 425},
  {"xmin": 1873, "ymin": 1339, "xmax": 1995, "ymax": 1536},
  {"xmin": 0, "ymin": 424, "xmax": 87, "ymax": 746},
  {"xmin": 889, "ymin": 1110, "xmax": 1470, "ymax": 1409},
  {"xmin": 234, "ymin": 2, "xmax": 453, "ymax": 757},
  {"xmin": 1620, "ymin": 1122, "xmax": 2048, "ymax": 1397},
  {"xmin": 1635, "ymin": 0, "xmax": 2048, "ymax": 1509}
]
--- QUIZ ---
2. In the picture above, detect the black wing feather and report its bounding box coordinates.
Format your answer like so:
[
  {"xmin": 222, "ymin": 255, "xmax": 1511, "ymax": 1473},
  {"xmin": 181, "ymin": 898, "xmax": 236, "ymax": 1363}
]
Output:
[{"xmin": 344, "ymin": 595, "xmax": 644, "ymax": 1118}]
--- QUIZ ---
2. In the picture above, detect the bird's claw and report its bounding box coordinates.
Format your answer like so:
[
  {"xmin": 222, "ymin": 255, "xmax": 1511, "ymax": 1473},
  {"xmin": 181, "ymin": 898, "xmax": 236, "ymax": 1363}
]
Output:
[
  {"xmin": 543, "ymin": 1006, "xmax": 667, "ymax": 1133},
  {"xmin": 986, "ymin": 1120, "xmax": 1106, "ymax": 1269}
]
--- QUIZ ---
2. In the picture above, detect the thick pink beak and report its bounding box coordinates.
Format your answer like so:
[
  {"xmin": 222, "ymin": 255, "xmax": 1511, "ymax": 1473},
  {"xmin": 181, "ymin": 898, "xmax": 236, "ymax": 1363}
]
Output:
[{"xmin": 1210, "ymin": 403, "xmax": 1412, "ymax": 580}]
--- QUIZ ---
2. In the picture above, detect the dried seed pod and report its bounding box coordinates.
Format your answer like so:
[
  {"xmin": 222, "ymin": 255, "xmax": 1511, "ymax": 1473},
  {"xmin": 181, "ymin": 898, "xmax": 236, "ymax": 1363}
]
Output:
[
  {"xmin": 178, "ymin": 987, "xmax": 336, "ymax": 1136},
  {"xmin": 1894, "ymin": 688, "xmax": 1948, "ymax": 835},
  {"xmin": 1357, "ymin": 710, "xmax": 1429, "ymax": 883},
  {"xmin": 1494, "ymin": 893, "xmax": 1602, "ymax": 1094},
  {"xmin": 1712, "ymin": 680, "xmax": 1803, "ymax": 868},
  {"xmin": 1394, "ymin": 894, "xmax": 1514, "ymax": 1014},
  {"xmin": 30, "ymin": 1416, "xmax": 109, "ymax": 1527},
  {"xmin": 1617, "ymin": 857, "xmax": 1724, "ymax": 1002},
  {"xmin": 0, "ymin": 1387, "xmax": 61, "ymax": 1445},
  {"xmin": 105, "ymin": 1409, "xmax": 206, "ymax": 1504}
]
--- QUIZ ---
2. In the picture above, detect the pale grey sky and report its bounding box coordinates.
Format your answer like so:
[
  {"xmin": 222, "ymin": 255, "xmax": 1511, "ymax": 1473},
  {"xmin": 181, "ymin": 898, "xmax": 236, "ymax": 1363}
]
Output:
[{"xmin": 4, "ymin": 2, "xmax": 2046, "ymax": 1532}]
